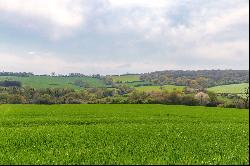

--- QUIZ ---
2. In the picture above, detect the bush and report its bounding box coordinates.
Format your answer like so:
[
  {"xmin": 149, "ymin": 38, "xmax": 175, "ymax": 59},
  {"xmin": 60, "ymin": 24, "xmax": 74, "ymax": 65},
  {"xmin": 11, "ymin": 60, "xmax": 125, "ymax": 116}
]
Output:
[
  {"xmin": 207, "ymin": 92, "xmax": 220, "ymax": 107},
  {"xmin": 7, "ymin": 95, "xmax": 26, "ymax": 104},
  {"xmin": 165, "ymin": 91, "xmax": 182, "ymax": 105},
  {"xmin": 33, "ymin": 94, "xmax": 54, "ymax": 104},
  {"xmin": 233, "ymin": 99, "xmax": 246, "ymax": 109},
  {"xmin": 0, "ymin": 93, "xmax": 9, "ymax": 104},
  {"xmin": 181, "ymin": 95, "xmax": 199, "ymax": 106},
  {"xmin": 128, "ymin": 91, "xmax": 151, "ymax": 104},
  {"xmin": 65, "ymin": 97, "xmax": 82, "ymax": 104}
]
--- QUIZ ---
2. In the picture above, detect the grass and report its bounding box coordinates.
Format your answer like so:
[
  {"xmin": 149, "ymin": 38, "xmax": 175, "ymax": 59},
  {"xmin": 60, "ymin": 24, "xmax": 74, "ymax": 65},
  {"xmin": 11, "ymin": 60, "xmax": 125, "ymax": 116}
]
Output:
[
  {"xmin": 208, "ymin": 83, "xmax": 249, "ymax": 94},
  {"xmin": 0, "ymin": 104, "xmax": 248, "ymax": 165},
  {"xmin": 123, "ymin": 81, "xmax": 152, "ymax": 87},
  {"xmin": 135, "ymin": 85, "xmax": 185, "ymax": 92},
  {"xmin": 0, "ymin": 76, "xmax": 106, "ymax": 89},
  {"xmin": 111, "ymin": 75, "xmax": 140, "ymax": 83}
]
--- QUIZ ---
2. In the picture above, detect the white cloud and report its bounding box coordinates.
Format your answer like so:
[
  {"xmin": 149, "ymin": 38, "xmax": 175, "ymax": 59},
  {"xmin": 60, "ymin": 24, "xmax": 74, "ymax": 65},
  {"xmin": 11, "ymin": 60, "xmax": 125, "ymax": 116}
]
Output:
[
  {"xmin": 194, "ymin": 40, "xmax": 249, "ymax": 60},
  {"xmin": 0, "ymin": 0, "xmax": 249, "ymax": 73},
  {"xmin": 0, "ymin": 0, "xmax": 86, "ymax": 28},
  {"xmin": 0, "ymin": 0, "xmax": 89, "ymax": 39},
  {"xmin": 108, "ymin": 0, "xmax": 174, "ymax": 8},
  {"xmin": 27, "ymin": 51, "xmax": 36, "ymax": 55}
]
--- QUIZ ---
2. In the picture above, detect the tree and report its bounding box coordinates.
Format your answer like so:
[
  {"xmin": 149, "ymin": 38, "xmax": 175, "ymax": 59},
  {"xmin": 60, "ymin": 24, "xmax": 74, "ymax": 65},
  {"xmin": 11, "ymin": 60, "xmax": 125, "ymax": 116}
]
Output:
[
  {"xmin": 195, "ymin": 92, "xmax": 210, "ymax": 106},
  {"xmin": 188, "ymin": 80, "xmax": 201, "ymax": 90},
  {"xmin": 128, "ymin": 91, "xmax": 150, "ymax": 104},
  {"xmin": 196, "ymin": 77, "xmax": 209, "ymax": 89},
  {"xmin": 207, "ymin": 92, "xmax": 220, "ymax": 107},
  {"xmin": 103, "ymin": 76, "xmax": 114, "ymax": 86},
  {"xmin": 116, "ymin": 85, "xmax": 133, "ymax": 95},
  {"xmin": 51, "ymin": 72, "xmax": 56, "ymax": 76},
  {"xmin": 165, "ymin": 91, "xmax": 182, "ymax": 104},
  {"xmin": 242, "ymin": 87, "xmax": 249, "ymax": 109},
  {"xmin": 181, "ymin": 95, "xmax": 199, "ymax": 106},
  {"xmin": 74, "ymin": 80, "xmax": 90, "ymax": 88}
]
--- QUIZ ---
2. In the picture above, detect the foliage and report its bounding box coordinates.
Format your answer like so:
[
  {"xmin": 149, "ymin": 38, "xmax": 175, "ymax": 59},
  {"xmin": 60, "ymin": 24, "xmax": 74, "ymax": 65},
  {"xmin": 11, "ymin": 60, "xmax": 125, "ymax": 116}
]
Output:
[
  {"xmin": 0, "ymin": 86, "xmax": 248, "ymax": 108},
  {"xmin": 7, "ymin": 94, "xmax": 26, "ymax": 104},
  {"xmin": 195, "ymin": 92, "xmax": 210, "ymax": 106},
  {"xmin": 140, "ymin": 70, "xmax": 249, "ymax": 88},
  {"xmin": 0, "ymin": 71, "xmax": 33, "ymax": 77}
]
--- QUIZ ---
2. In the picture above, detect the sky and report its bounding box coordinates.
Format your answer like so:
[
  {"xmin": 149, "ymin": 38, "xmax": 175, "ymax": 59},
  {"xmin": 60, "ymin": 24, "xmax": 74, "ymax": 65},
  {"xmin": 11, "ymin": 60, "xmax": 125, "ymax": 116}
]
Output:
[{"xmin": 0, "ymin": 0, "xmax": 249, "ymax": 75}]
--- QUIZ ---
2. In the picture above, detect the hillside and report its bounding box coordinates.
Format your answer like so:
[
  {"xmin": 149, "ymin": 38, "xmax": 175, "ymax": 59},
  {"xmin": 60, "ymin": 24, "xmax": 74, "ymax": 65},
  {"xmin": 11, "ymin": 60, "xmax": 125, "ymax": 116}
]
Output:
[
  {"xmin": 207, "ymin": 83, "xmax": 249, "ymax": 94},
  {"xmin": 0, "ymin": 76, "xmax": 106, "ymax": 89}
]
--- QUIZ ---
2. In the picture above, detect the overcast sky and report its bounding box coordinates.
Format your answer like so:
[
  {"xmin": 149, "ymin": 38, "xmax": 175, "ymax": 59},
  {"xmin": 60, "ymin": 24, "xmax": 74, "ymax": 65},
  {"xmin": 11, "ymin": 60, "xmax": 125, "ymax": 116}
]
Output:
[{"xmin": 0, "ymin": 0, "xmax": 249, "ymax": 75}]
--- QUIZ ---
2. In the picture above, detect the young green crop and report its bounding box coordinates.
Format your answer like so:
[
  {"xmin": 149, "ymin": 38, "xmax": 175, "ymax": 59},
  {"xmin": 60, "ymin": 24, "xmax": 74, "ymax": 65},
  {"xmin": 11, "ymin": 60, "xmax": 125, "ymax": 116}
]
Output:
[{"xmin": 0, "ymin": 104, "xmax": 248, "ymax": 165}]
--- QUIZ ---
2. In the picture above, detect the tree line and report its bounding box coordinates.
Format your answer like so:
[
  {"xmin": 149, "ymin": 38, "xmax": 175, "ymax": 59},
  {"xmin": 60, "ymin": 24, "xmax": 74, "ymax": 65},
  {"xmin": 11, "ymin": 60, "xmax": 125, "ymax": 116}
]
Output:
[
  {"xmin": 0, "ymin": 86, "xmax": 248, "ymax": 109},
  {"xmin": 140, "ymin": 70, "xmax": 249, "ymax": 88},
  {"xmin": 0, "ymin": 72, "xmax": 34, "ymax": 77}
]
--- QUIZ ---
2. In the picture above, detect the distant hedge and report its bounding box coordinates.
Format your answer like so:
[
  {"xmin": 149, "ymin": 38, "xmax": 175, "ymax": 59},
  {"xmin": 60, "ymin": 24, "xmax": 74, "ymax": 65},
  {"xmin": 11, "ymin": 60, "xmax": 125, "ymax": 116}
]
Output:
[{"xmin": 0, "ymin": 81, "xmax": 22, "ymax": 87}]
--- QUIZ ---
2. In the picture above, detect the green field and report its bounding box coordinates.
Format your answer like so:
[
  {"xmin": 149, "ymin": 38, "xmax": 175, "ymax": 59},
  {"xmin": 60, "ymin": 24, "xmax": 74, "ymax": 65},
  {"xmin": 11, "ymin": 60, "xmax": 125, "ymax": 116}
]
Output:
[
  {"xmin": 111, "ymin": 75, "xmax": 140, "ymax": 83},
  {"xmin": 208, "ymin": 83, "xmax": 249, "ymax": 94},
  {"xmin": 0, "ymin": 76, "xmax": 106, "ymax": 89},
  {"xmin": 135, "ymin": 85, "xmax": 185, "ymax": 92},
  {"xmin": 0, "ymin": 104, "xmax": 248, "ymax": 165}
]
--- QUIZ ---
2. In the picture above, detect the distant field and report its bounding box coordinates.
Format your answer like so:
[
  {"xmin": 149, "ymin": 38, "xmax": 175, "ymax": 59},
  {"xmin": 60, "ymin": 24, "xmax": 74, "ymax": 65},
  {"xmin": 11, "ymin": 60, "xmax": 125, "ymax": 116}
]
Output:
[
  {"xmin": 111, "ymin": 75, "xmax": 140, "ymax": 83},
  {"xmin": 135, "ymin": 85, "xmax": 185, "ymax": 92},
  {"xmin": 0, "ymin": 104, "xmax": 248, "ymax": 165},
  {"xmin": 208, "ymin": 83, "xmax": 249, "ymax": 94},
  {"xmin": 0, "ymin": 76, "xmax": 106, "ymax": 89},
  {"xmin": 123, "ymin": 81, "xmax": 153, "ymax": 87}
]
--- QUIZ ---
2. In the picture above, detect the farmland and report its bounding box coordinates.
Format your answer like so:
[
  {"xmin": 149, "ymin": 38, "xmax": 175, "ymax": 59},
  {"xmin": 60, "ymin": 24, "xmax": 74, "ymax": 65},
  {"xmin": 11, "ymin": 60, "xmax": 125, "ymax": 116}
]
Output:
[
  {"xmin": 0, "ymin": 76, "xmax": 106, "ymax": 89},
  {"xmin": 207, "ymin": 83, "xmax": 249, "ymax": 94},
  {"xmin": 135, "ymin": 85, "xmax": 185, "ymax": 92},
  {"xmin": 111, "ymin": 74, "xmax": 140, "ymax": 83},
  {"xmin": 0, "ymin": 104, "xmax": 248, "ymax": 165}
]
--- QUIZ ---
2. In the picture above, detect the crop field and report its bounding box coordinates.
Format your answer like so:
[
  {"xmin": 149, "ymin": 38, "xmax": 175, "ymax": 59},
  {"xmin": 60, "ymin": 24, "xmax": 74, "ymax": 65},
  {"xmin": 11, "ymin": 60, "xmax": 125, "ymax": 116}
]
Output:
[
  {"xmin": 0, "ymin": 76, "xmax": 106, "ymax": 89},
  {"xmin": 207, "ymin": 83, "xmax": 249, "ymax": 94},
  {"xmin": 135, "ymin": 85, "xmax": 185, "ymax": 92},
  {"xmin": 0, "ymin": 104, "xmax": 248, "ymax": 165},
  {"xmin": 111, "ymin": 75, "xmax": 140, "ymax": 83}
]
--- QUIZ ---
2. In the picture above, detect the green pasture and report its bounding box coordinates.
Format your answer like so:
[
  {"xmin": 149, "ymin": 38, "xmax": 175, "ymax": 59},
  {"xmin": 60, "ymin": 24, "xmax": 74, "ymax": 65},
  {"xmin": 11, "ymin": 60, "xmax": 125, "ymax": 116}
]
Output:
[
  {"xmin": 0, "ymin": 76, "xmax": 106, "ymax": 89},
  {"xmin": 135, "ymin": 85, "xmax": 185, "ymax": 92},
  {"xmin": 111, "ymin": 75, "xmax": 140, "ymax": 83},
  {"xmin": 207, "ymin": 83, "xmax": 249, "ymax": 94}
]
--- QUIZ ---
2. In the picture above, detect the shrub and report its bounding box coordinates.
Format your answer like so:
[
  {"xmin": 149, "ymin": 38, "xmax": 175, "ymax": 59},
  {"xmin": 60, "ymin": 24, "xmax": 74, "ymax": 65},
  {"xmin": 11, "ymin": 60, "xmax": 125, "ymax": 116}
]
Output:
[
  {"xmin": 7, "ymin": 95, "xmax": 26, "ymax": 104},
  {"xmin": 181, "ymin": 95, "xmax": 199, "ymax": 106},
  {"xmin": 0, "ymin": 93, "xmax": 9, "ymax": 104},
  {"xmin": 33, "ymin": 94, "xmax": 54, "ymax": 104},
  {"xmin": 165, "ymin": 91, "xmax": 182, "ymax": 105}
]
